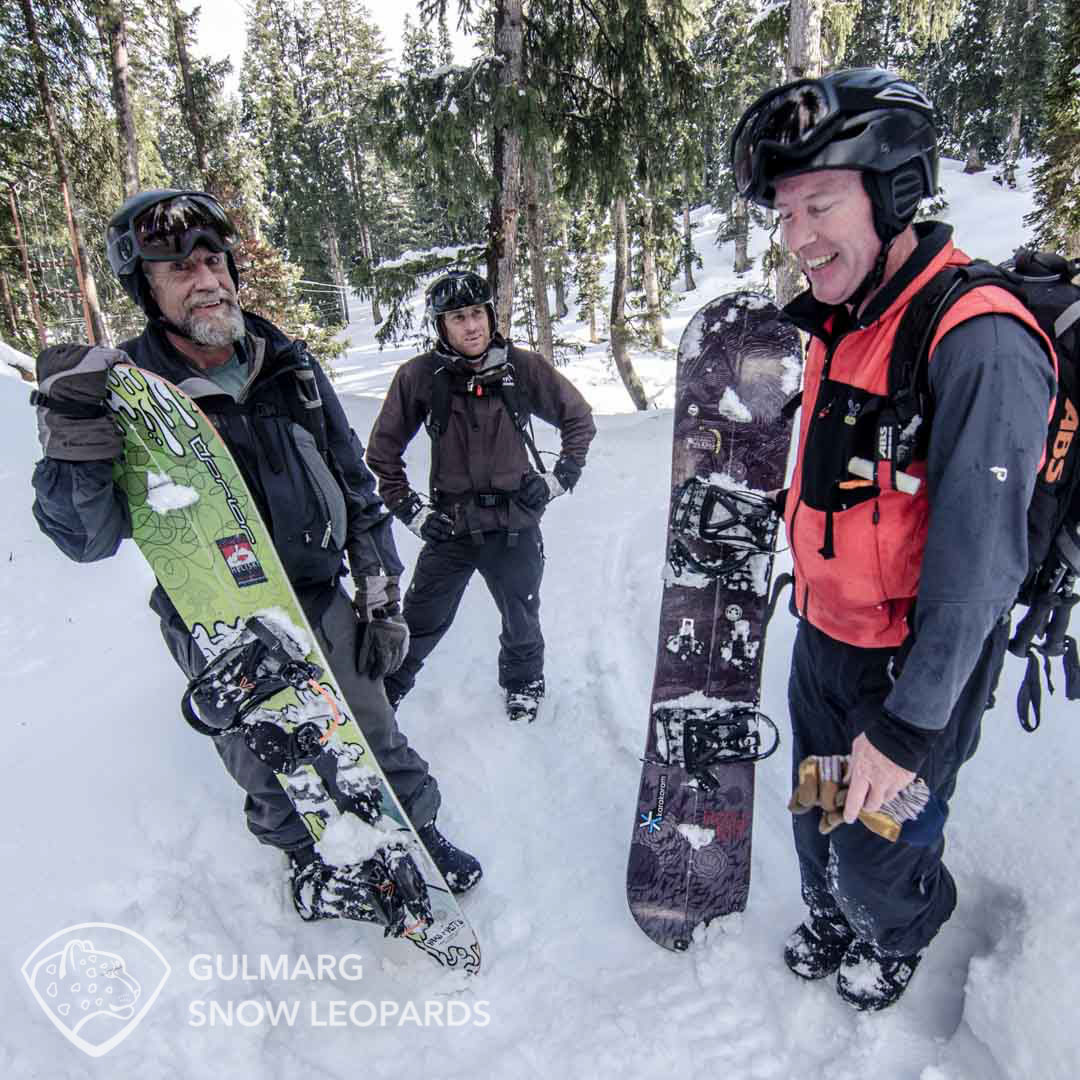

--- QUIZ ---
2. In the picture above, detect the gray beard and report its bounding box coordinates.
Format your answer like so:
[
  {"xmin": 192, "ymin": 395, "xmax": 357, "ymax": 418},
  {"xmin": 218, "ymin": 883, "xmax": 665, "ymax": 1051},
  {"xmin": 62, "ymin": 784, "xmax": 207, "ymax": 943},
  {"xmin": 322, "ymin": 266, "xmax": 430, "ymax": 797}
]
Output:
[{"xmin": 183, "ymin": 300, "xmax": 245, "ymax": 347}]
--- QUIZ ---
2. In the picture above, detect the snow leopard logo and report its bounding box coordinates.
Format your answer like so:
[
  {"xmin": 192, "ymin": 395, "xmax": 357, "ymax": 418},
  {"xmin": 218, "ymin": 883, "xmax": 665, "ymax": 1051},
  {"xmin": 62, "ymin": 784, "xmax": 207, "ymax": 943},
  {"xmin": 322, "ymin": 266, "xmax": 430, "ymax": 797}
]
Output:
[{"xmin": 22, "ymin": 924, "xmax": 171, "ymax": 1057}]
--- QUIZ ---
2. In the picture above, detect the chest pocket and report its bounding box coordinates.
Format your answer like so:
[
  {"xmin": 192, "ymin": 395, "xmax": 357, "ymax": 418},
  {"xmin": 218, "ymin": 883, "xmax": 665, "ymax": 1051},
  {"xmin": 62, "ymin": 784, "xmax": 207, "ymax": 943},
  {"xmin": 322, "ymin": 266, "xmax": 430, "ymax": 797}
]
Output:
[
  {"xmin": 285, "ymin": 422, "xmax": 347, "ymax": 552},
  {"xmin": 800, "ymin": 379, "xmax": 883, "ymax": 512}
]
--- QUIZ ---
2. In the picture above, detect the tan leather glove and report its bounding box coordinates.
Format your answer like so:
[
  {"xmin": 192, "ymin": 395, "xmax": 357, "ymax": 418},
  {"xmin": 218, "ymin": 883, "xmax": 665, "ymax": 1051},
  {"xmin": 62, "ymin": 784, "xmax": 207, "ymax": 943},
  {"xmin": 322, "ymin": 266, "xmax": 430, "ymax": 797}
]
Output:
[{"xmin": 789, "ymin": 755, "xmax": 930, "ymax": 842}]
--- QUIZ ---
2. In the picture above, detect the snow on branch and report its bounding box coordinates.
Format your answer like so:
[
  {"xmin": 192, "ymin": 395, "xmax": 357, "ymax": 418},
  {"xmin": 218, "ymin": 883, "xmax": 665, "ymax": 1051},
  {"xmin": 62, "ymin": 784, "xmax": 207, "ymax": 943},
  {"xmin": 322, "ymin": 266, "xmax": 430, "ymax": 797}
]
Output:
[{"xmin": 750, "ymin": 0, "xmax": 789, "ymax": 32}]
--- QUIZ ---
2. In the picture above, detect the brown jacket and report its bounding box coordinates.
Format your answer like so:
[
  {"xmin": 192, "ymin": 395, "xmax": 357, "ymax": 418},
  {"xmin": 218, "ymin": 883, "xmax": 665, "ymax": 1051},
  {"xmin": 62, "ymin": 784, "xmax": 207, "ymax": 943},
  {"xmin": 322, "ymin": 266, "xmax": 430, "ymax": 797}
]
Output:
[{"xmin": 366, "ymin": 339, "xmax": 596, "ymax": 536}]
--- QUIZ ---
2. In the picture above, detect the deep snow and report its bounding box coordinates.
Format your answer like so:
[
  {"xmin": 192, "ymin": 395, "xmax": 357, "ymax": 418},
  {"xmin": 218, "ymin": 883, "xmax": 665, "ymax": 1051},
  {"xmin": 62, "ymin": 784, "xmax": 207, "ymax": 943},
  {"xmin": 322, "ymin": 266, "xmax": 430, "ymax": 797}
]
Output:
[{"xmin": 2, "ymin": 160, "xmax": 1077, "ymax": 1078}]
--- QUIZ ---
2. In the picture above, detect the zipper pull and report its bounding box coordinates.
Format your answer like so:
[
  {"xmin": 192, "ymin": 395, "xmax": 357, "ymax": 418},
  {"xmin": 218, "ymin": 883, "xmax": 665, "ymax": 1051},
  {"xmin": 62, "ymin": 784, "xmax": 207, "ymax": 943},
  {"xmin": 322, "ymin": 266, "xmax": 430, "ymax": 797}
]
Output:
[{"xmin": 321, "ymin": 520, "xmax": 333, "ymax": 548}]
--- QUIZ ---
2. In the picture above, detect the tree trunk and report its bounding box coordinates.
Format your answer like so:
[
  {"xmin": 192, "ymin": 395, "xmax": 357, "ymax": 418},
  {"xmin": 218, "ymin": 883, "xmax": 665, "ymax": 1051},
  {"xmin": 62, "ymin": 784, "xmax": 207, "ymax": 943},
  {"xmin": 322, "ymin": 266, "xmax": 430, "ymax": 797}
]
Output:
[
  {"xmin": 7, "ymin": 184, "xmax": 47, "ymax": 348},
  {"xmin": 20, "ymin": 0, "xmax": 109, "ymax": 346},
  {"xmin": 168, "ymin": 0, "xmax": 211, "ymax": 186},
  {"xmin": 344, "ymin": 137, "xmax": 382, "ymax": 324},
  {"xmin": 1002, "ymin": 108, "xmax": 1022, "ymax": 187},
  {"xmin": 682, "ymin": 199, "xmax": 696, "ymax": 292},
  {"xmin": 0, "ymin": 270, "xmax": 18, "ymax": 339},
  {"xmin": 542, "ymin": 153, "xmax": 570, "ymax": 320},
  {"xmin": 786, "ymin": 0, "xmax": 823, "ymax": 80},
  {"xmin": 963, "ymin": 144, "xmax": 985, "ymax": 174},
  {"xmin": 487, "ymin": 0, "xmax": 524, "ymax": 335},
  {"xmin": 640, "ymin": 200, "xmax": 665, "ymax": 348},
  {"xmin": 360, "ymin": 221, "xmax": 382, "ymax": 324},
  {"xmin": 733, "ymin": 196, "xmax": 751, "ymax": 274},
  {"xmin": 96, "ymin": 0, "xmax": 140, "ymax": 198},
  {"xmin": 324, "ymin": 228, "xmax": 349, "ymax": 324},
  {"xmin": 554, "ymin": 220, "xmax": 570, "ymax": 320},
  {"xmin": 610, "ymin": 198, "xmax": 649, "ymax": 410},
  {"xmin": 776, "ymin": 0, "xmax": 823, "ymax": 304},
  {"xmin": 525, "ymin": 165, "xmax": 554, "ymax": 363}
]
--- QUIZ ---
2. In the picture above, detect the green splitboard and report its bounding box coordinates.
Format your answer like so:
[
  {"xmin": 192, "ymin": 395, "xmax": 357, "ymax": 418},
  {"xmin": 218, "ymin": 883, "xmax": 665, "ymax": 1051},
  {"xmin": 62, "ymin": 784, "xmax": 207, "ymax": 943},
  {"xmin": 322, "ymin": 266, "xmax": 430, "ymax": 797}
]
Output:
[{"xmin": 107, "ymin": 363, "xmax": 480, "ymax": 973}]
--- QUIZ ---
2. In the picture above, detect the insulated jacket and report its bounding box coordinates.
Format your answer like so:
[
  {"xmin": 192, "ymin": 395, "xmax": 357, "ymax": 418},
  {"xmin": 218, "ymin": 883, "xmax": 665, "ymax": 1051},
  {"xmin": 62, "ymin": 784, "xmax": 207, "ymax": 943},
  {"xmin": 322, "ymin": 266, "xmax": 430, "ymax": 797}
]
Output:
[
  {"xmin": 784, "ymin": 222, "xmax": 1055, "ymax": 743},
  {"xmin": 366, "ymin": 336, "xmax": 596, "ymax": 537},
  {"xmin": 32, "ymin": 312, "xmax": 401, "ymax": 595}
]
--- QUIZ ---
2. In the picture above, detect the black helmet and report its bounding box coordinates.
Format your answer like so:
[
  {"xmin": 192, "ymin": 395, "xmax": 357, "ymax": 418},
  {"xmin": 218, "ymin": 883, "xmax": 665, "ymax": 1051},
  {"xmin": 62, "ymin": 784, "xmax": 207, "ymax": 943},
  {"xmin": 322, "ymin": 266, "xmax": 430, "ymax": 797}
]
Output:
[
  {"xmin": 106, "ymin": 189, "xmax": 239, "ymax": 316},
  {"xmin": 424, "ymin": 270, "xmax": 495, "ymax": 351},
  {"xmin": 730, "ymin": 68, "xmax": 939, "ymax": 241}
]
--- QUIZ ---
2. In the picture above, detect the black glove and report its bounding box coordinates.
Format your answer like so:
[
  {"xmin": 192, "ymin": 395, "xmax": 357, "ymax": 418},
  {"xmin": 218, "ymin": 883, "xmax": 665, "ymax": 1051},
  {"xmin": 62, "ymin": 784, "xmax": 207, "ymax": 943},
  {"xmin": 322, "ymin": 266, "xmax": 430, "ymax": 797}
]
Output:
[
  {"xmin": 34, "ymin": 344, "xmax": 125, "ymax": 461},
  {"xmin": 356, "ymin": 615, "xmax": 409, "ymax": 680},
  {"xmin": 552, "ymin": 456, "xmax": 582, "ymax": 492},
  {"xmin": 517, "ymin": 472, "xmax": 552, "ymax": 511},
  {"xmin": 394, "ymin": 492, "xmax": 454, "ymax": 544},
  {"xmin": 353, "ymin": 575, "xmax": 410, "ymax": 679},
  {"xmin": 517, "ymin": 457, "xmax": 583, "ymax": 512}
]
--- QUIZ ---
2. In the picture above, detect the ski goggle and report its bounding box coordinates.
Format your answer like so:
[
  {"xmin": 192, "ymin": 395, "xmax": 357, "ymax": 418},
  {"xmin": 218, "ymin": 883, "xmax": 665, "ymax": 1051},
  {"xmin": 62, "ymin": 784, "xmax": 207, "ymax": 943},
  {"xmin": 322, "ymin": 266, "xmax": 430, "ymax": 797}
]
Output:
[
  {"xmin": 130, "ymin": 193, "xmax": 236, "ymax": 262},
  {"xmin": 731, "ymin": 80, "xmax": 841, "ymax": 198},
  {"xmin": 426, "ymin": 271, "xmax": 491, "ymax": 315}
]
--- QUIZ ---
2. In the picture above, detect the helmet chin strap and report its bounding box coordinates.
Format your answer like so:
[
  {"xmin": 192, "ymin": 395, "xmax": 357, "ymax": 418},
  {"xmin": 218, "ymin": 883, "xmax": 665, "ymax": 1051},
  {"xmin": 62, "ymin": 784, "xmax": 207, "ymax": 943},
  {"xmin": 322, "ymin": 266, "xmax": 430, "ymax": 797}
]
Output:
[
  {"xmin": 844, "ymin": 235, "xmax": 894, "ymax": 317},
  {"xmin": 844, "ymin": 171, "xmax": 906, "ymax": 317}
]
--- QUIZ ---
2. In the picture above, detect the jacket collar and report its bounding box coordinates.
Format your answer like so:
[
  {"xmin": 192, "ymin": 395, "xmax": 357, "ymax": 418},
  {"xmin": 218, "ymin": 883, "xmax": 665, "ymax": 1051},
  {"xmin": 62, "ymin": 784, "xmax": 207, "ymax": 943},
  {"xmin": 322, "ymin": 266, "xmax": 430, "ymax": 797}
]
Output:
[
  {"xmin": 436, "ymin": 333, "xmax": 512, "ymax": 376},
  {"xmin": 784, "ymin": 222, "xmax": 954, "ymax": 342},
  {"xmin": 132, "ymin": 310, "xmax": 290, "ymax": 399}
]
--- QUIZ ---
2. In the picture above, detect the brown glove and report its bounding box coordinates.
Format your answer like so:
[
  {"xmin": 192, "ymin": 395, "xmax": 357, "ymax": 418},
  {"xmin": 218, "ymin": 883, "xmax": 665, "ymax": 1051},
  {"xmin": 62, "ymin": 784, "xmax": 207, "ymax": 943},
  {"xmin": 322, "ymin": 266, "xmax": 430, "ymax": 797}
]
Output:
[{"xmin": 788, "ymin": 755, "xmax": 929, "ymax": 842}]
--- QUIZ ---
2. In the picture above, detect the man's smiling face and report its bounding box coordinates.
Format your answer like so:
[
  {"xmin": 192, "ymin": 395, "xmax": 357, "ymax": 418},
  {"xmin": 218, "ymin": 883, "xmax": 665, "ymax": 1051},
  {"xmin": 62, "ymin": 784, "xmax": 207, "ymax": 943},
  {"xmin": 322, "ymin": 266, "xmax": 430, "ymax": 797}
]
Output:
[
  {"xmin": 145, "ymin": 245, "xmax": 244, "ymax": 350},
  {"xmin": 774, "ymin": 169, "xmax": 880, "ymax": 307}
]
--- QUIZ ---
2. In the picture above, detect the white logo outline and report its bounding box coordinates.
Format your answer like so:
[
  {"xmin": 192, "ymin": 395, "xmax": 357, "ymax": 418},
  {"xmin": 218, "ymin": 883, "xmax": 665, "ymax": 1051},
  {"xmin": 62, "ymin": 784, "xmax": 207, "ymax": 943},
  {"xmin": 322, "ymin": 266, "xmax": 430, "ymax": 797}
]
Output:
[{"xmin": 21, "ymin": 922, "xmax": 171, "ymax": 1058}]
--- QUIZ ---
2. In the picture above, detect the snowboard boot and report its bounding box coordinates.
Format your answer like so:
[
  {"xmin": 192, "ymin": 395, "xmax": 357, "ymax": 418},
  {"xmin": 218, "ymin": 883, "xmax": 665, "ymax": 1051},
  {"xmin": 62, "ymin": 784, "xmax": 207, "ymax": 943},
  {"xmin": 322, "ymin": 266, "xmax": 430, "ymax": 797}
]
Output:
[
  {"xmin": 836, "ymin": 939, "xmax": 923, "ymax": 1011},
  {"xmin": 505, "ymin": 677, "xmax": 545, "ymax": 723},
  {"xmin": 783, "ymin": 909, "xmax": 857, "ymax": 980},
  {"xmin": 288, "ymin": 844, "xmax": 431, "ymax": 937},
  {"xmin": 417, "ymin": 820, "xmax": 483, "ymax": 895}
]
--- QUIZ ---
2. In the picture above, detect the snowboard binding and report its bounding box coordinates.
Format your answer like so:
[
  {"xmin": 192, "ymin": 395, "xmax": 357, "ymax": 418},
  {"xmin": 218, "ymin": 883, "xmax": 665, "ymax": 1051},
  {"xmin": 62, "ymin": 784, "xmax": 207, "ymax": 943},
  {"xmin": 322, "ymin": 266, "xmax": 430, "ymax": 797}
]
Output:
[
  {"xmin": 380, "ymin": 844, "xmax": 435, "ymax": 939},
  {"xmin": 669, "ymin": 478, "xmax": 778, "ymax": 579},
  {"xmin": 182, "ymin": 616, "xmax": 323, "ymax": 737},
  {"xmin": 652, "ymin": 705, "xmax": 779, "ymax": 786},
  {"xmin": 245, "ymin": 719, "xmax": 325, "ymax": 773},
  {"xmin": 290, "ymin": 843, "xmax": 433, "ymax": 938}
]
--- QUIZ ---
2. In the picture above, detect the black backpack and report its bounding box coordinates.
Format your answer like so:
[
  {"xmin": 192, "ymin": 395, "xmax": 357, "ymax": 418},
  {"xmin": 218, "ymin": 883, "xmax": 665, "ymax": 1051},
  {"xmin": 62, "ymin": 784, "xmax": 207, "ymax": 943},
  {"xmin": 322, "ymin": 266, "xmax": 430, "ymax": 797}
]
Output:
[{"xmin": 888, "ymin": 249, "xmax": 1080, "ymax": 730}]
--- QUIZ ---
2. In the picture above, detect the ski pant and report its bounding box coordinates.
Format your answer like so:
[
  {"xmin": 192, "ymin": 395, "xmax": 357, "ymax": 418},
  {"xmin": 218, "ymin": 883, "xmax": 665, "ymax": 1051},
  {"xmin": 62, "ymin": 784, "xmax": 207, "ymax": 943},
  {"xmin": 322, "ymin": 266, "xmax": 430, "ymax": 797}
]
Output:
[
  {"xmin": 788, "ymin": 615, "xmax": 1009, "ymax": 956},
  {"xmin": 384, "ymin": 527, "xmax": 545, "ymax": 704},
  {"xmin": 152, "ymin": 582, "xmax": 440, "ymax": 851}
]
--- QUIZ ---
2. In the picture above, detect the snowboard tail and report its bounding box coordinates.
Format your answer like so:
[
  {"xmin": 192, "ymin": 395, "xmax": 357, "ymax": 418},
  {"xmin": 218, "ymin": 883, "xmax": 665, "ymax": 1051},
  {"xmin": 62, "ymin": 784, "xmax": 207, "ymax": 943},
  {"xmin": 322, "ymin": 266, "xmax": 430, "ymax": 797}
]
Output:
[
  {"xmin": 627, "ymin": 292, "xmax": 802, "ymax": 951},
  {"xmin": 108, "ymin": 364, "xmax": 480, "ymax": 973}
]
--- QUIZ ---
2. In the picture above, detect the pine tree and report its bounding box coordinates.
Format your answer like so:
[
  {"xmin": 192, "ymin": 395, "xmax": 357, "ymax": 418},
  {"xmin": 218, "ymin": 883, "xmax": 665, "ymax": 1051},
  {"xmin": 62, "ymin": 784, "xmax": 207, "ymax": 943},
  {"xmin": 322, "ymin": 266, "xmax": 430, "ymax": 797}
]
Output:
[{"xmin": 1026, "ymin": 1, "xmax": 1080, "ymax": 255}]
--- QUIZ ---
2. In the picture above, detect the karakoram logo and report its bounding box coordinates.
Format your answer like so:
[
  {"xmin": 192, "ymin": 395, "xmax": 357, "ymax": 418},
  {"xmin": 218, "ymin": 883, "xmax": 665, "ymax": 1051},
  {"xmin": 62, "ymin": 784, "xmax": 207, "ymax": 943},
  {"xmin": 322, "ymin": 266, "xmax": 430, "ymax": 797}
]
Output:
[{"xmin": 21, "ymin": 923, "xmax": 171, "ymax": 1057}]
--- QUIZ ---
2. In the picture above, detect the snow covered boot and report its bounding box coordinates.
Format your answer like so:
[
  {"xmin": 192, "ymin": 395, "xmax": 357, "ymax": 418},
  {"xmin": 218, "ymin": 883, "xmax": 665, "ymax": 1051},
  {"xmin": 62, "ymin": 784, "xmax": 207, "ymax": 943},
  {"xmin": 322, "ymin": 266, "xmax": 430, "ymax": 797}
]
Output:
[
  {"xmin": 783, "ymin": 909, "xmax": 856, "ymax": 980},
  {"xmin": 505, "ymin": 677, "xmax": 545, "ymax": 723},
  {"xmin": 836, "ymin": 939, "xmax": 923, "ymax": 1011},
  {"xmin": 417, "ymin": 820, "xmax": 483, "ymax": 895},
  {"xmin": 288, "ymin": 844, "xmax": 432, "ymax": 937}
]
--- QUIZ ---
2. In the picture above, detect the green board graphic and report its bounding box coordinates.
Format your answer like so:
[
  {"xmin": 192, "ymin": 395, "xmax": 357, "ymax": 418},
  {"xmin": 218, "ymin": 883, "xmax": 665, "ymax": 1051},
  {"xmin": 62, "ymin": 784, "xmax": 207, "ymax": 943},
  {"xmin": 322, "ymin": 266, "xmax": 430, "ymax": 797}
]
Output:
[{"xmin": 108, "ymin": 363, "xmax": 480, "ymax": 973}]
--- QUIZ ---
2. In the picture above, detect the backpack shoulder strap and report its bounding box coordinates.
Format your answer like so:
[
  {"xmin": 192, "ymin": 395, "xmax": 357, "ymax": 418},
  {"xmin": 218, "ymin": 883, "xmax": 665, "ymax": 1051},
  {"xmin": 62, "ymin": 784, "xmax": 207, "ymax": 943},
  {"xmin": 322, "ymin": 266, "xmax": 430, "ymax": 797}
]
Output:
[
  {"xmin": 424, "ymin": 360, "xmax": 451, "ymax": 498},
  {"xmin": 495, "ymin": 361, "xmax": 546, "ymax": 474},
  {"xmin": 889, "ymin": 260, "xmax": 1015, "ymax": 428},
  {"xmin": 426, "ymin": 360, "xmax": 451, "ymax": 438},
  {"xmin": 290, "ymin": 343, "xmax": 329, "ymax": 457}
]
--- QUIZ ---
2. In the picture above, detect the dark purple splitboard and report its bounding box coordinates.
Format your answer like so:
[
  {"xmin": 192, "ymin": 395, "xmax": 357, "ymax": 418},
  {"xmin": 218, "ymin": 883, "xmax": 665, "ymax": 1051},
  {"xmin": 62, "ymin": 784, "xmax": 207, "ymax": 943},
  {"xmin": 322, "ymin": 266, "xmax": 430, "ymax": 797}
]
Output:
[{"xmin": 627, "ymin": 292, "xmax": 802, "ymax": 951}]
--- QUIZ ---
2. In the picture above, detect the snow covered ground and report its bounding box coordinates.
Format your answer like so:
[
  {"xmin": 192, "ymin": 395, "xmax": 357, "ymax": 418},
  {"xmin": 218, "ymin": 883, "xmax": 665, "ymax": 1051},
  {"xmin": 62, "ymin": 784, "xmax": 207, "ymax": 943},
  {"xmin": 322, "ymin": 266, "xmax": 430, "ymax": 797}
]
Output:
[{"xmin": 3, "ymin": 160, "xmax": 1077, "ymax": 1078}]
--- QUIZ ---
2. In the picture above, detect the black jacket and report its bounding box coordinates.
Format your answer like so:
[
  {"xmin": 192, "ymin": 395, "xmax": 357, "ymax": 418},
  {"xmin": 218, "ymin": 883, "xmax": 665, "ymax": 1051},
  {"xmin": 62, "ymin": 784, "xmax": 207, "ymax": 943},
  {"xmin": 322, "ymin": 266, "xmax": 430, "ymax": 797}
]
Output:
[{"xmin": 32, "ymin": 313, "xmax": 401, "ymax": 624}]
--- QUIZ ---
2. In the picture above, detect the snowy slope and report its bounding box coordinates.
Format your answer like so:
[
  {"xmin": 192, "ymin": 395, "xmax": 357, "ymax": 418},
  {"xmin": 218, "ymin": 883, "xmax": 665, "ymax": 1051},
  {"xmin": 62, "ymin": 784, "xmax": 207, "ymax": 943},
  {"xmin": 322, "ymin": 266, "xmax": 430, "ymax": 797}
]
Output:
[{"xmin": 2, "ymin": 161, "xmax": 1077, "ymax": 1079}]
